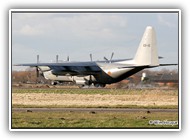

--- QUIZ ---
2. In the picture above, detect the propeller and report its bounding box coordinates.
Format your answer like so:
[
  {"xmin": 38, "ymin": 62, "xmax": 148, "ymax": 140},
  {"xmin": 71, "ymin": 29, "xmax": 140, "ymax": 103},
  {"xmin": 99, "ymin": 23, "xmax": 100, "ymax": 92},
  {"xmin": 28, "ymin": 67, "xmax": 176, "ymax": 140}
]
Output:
[{"xmin": 103, "ymin": 52, "xmax": 114, "ymax": 63}]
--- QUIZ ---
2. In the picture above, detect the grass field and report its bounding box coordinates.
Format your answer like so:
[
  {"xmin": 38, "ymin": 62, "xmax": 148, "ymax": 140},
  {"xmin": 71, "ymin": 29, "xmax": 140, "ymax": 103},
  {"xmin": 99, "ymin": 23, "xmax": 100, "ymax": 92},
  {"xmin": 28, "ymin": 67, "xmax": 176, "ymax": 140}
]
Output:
[
  {"xmin": 11, "ymin": 88, "xmax": 179, "ymax": 129},
  {"xmin": 12, "ymin": 111, "xmax": 178, "ymax": 128},
  {"xmin": 12, "ymin": 88, "xmax": 178, "ymax": 95},
  {"xmin": 12, "ymin": 88, "xmax": 178, "ymax": 109}
]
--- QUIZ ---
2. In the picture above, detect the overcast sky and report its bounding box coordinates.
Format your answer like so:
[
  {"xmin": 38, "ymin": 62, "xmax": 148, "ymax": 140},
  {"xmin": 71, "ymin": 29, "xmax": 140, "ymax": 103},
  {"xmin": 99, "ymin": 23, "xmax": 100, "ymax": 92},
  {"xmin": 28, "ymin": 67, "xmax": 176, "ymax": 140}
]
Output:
[{"xmin": 11, "ymin": 10, "xmax": 179, "ymax": 71}]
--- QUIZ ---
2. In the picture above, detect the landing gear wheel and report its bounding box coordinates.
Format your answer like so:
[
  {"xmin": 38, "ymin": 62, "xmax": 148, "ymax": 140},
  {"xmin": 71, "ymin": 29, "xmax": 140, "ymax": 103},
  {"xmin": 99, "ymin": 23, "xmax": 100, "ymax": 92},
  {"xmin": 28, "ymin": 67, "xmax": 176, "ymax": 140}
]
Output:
[
  {"xmin": 94, "ymin": 83, "xmax": 106, "ymax": 88},
  {"xmin": 99, "ymin": 84, "xmax": 106, "ymax": 88},
  {"xmin": 79, "ymin": 85, "xmax": 85, "ymax": 88},
  {"xmin": 94, "ymin": 83, "xmax": 99, "ymax": 88},
  {"xmin": 51, "ymin": 81, "xmax": 57, "ymax": 85}
]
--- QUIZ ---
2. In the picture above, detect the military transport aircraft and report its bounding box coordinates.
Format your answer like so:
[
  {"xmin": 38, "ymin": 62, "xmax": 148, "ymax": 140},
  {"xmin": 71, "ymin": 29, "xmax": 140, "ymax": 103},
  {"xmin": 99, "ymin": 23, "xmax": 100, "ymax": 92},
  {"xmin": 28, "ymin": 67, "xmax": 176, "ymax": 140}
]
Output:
[{"xmin": 14, "ymin": 26, "xmax": 177, "ymax": 87}]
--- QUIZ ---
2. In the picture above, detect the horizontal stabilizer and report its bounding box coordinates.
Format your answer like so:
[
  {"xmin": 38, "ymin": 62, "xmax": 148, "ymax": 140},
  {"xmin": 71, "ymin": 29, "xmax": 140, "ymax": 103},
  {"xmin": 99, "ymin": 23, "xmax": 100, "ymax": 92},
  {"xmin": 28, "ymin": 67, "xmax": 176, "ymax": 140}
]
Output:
[
  {"xmin": 158, "ymin": 56, "xmax": 164, "ymax": 59},
  {"xmin": 160, "ymin": 64, "xmax": 178, "ymax": 66},
  {"xmin": 118, "ymin": 65, "xmax": 149, "ymax": 69}
]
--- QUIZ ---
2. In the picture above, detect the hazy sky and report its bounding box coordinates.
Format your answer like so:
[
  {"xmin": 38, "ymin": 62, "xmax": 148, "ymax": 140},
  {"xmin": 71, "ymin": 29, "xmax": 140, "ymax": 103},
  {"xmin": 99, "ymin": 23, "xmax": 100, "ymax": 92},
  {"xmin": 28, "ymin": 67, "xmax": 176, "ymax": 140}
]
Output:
[{"xmin": 11, "ymin": 10, "xmax": 179, "ymax": 71}]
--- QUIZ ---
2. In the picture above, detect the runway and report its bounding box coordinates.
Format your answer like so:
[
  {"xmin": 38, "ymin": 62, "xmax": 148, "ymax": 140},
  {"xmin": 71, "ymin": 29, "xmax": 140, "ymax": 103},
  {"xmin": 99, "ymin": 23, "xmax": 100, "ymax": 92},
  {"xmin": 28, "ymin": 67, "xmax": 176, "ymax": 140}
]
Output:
[{"xmin": 12, "ymin": 108, "xmax": 178, "ymax": 113}]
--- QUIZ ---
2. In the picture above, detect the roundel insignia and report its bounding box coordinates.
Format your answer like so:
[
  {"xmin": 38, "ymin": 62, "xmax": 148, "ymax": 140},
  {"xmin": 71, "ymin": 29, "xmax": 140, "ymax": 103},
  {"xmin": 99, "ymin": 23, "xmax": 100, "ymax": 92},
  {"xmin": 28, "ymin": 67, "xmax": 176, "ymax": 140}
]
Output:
[{"xmin": 107, "ymin": 71, "xmax": 112, "ymax": 76}]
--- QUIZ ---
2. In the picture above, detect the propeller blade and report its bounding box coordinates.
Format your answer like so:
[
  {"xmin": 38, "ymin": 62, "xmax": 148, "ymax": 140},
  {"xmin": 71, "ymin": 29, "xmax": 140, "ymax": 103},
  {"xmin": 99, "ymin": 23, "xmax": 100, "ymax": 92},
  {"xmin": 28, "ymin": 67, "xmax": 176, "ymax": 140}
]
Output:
[
  {"xmin": 104, "ymin": 57, "xmax": 109, "ymax": 62},
  {"xmin": 67, "ymin": 56, "xmax": 69, "ymax": 61},
  {"xmin": 56, "ymin": 55, "xmax": 58, "ymax": 63},
  {"xmin": 37, "ymin": 55, "xmax": 39, "ymax": 63},
  {"xmin": 110, "ymin": 52, "xmax": 114, "ymax": 63},
  {"xmin": 90, "ymin": 54, "xmax": 92, "ymax": 61}
]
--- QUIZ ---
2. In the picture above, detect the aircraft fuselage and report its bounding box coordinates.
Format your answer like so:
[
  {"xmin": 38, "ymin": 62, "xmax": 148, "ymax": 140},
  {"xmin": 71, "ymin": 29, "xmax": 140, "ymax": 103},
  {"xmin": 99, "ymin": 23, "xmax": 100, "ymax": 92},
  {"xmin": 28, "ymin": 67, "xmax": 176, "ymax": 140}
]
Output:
[{"xmin": 39, "ymin": 61, "xmax": 146, "ymax": 87}]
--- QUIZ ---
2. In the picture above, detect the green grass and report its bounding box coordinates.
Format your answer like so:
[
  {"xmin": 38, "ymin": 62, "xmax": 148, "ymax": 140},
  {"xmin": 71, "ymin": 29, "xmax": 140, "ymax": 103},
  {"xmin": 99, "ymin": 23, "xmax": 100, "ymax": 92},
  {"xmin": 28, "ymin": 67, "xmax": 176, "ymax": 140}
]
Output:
[
  {"xmin": 11, "ymin": 88, "xmax": 179, "ymax": 129},
  {"xmin": 12, "ymin": 88, "xmax": 178, "ymax": 109},
  {"xmin": 12, "ymin": 104, "xmax": 178, "ymax": 109},
  {"xmin": 12, "ymin": 88, "xmax": 178, "ymax": 95},
  {"xmin": 11, "ymin": 111, "xmax": 179, "ymax": 129}
]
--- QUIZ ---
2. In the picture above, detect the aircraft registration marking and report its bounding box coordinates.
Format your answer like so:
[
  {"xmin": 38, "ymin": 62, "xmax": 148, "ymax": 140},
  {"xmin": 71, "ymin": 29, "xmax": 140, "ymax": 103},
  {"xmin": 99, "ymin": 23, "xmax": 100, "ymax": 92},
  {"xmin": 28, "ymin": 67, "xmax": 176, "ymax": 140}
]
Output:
[{"xmin": 143, "ymin": 44, "xmax": 151, "ymax": 47}]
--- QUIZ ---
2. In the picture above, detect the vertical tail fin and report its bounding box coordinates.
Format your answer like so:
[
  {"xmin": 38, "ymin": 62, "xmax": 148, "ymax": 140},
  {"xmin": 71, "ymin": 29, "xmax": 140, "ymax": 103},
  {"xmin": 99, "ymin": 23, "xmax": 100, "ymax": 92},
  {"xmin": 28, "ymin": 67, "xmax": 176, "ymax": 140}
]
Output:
[{"xmin": 134, "ymin": 26, "xmax": 159, "ymax": 66}]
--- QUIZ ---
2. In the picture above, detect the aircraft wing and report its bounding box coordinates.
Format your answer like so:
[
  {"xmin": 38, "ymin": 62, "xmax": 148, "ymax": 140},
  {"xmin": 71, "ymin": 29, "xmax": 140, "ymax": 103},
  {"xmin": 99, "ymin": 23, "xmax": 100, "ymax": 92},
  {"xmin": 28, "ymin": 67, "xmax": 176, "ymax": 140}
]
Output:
[{"xmin": 14, "ymin": 61, "xmax": 102, "ymax": 76}]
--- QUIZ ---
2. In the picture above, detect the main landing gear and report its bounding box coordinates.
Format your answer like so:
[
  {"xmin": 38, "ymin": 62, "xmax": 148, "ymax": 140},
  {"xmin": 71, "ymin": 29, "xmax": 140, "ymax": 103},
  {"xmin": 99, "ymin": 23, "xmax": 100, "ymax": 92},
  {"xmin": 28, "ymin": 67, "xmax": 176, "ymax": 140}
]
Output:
[
  {"xmin": 94, "ymin": 83, "xmax": 106, "ymax": 88},
  {"xmin": 78, "ymin": 83, "xmax": 106, "ymax": 88},
  {"xmin": 51, "ymin": 81, "xmax": 58, "ymax": 85}
]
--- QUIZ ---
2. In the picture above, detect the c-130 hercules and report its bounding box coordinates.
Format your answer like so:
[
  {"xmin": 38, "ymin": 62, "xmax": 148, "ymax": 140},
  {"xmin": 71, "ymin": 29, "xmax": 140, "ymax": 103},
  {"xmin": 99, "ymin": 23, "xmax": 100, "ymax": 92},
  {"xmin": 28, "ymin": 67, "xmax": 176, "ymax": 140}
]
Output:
[{"xmin": 15, "ymin": 26, "xmax": 177, "ymax": 87}]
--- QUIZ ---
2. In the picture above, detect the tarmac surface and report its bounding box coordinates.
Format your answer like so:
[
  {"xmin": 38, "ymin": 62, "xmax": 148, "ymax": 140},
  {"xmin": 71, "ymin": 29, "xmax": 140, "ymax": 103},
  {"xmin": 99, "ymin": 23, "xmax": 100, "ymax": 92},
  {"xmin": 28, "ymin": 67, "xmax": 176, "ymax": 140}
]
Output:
[{"xmin": 12, "ymin": 108, "xmax": 178, "ymax": 113}]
